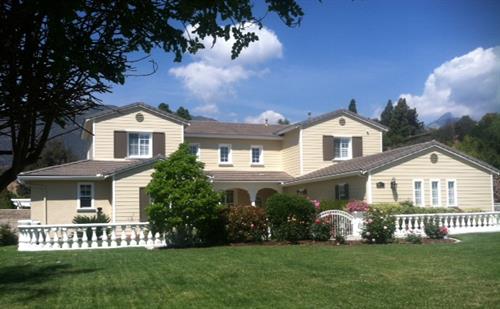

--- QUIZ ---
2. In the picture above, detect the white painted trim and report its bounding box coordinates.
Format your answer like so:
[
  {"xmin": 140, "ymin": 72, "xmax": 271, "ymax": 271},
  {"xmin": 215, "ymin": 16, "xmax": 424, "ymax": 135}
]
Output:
[
  {"xmin": 92, "ymin": 121, "xmax": 95, "ymax": 159},
  {"xmin": 250, "ymin": 145, "xmax": 264, "ymax": 165},
  {"xmin": 299, "ymin": 129, "xmax": 304, "ymax": 175},
  {"xmin": 218, "ymin": 144, "xmax": 232, "ymax": 164},
  {"xmin": 19, "ymin": 175, "xmax": 106, "ymax": 181},
  {"xmin": 185, "ymin": 133, "xmax": 282, "ymax": 140},
  {"xmin": 127, "ymin": 131, "xmax": 153, "ymax": 159},
  {"xmin": 366, "ymin": 173, "xmax": 373, "ymax": 204},
  {"xmin": 77, "ymin": 182, "xmax": 95, "ymax": 210},
  {"xmin": 379, "ymin": 131, "xmax": 383, "ymax": 153},
  {"xmin": 189, "ymin": 143, "xmax": 201, "ymax": 159},
  {"xmin": 491, "ymin": 174, "xmax": 495, "ymax": 211},
  {"xmin": 429, "ymin": 179, "xmax": 441, "ymax": 207},
  {"xmin": 445, "ymin": 179, "xmax": 458, "ymax": 207},
  {"xmin": 112, "ymin": 176, "xmax": 116, "ymax": 223},
  {"xmin": 333, "ymin": 136, "xmax": 352, "ymax": 160},
  {"xmin": 412, "ymin": 179, "xmax": 424, "ymax": 207}
]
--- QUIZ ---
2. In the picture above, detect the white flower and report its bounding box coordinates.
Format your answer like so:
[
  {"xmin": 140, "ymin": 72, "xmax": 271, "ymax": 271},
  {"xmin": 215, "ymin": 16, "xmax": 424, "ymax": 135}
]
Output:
[
  {"xmin": 372, "ymin": 238, "xmax": 376, "ymax": 242},
  {"xmin": 383, "ymin": 226, "xmax": 387, "ymax": 230},
  {"xmin": 366, "ymin": 232, "xmax": 371, "ymax": 236}
]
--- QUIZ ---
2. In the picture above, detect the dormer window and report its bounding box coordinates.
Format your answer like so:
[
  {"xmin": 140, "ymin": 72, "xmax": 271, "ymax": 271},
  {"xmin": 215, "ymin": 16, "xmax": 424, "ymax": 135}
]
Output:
[
  {"xmin": 334, "ymin": 137, "xmax": 352, "ymax": 160},
  {"xmin": 128, "ymin": 132, "xmax": 152, "ymax": 158}
]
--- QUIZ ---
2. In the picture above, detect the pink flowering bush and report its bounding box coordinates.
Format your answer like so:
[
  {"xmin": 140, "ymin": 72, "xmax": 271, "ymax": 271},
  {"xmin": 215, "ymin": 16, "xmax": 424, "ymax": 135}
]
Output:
[
  {"xmin": 310, "ymin": 219, "xmax": 331, "ymax": 241},
  {"xmin": 227, "ymin": 206, "xmax": 268, "ymax": 243},
  {"xmin": 424, "ymin": 220, "xmax": 449, "ymax": 239},
  {"xmin": 346, "ymin": 200, "xmax": 369, "ymax": 213},
  {"xmin": 361, "ymin": 207, "xmax": 396, "ymax": 244}
]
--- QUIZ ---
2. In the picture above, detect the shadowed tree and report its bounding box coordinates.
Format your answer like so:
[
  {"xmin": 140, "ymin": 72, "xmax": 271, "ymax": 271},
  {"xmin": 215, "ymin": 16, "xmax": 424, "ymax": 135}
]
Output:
[
  {"xmin": 0, "ymin": 0, "xmax": 305, "ymax": 190},
  {"xmin": 348, "ymin": 99, "xmax": 357, "ymax": 114},
  {"xmin": 176, "ymin": 106, "xmax": 192, "ymax": 121},
  {"xmin": 158, "ymin": 103, "xmax": 172, "ymax": 114},
  {"xmin": 278, "ymin": 118, "xmax": 290, "ymax": 125}
]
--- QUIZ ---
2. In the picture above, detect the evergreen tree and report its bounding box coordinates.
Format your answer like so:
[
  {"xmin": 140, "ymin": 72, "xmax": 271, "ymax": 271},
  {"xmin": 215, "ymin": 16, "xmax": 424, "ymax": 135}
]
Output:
[
  {"xmin": 158, "ymin": 103, "xmax": 172, "ymax": 113},
  {"xmin": 176, "ymin": 107, "xmax": 192, "ymax": 120},
  {"xmin": 348, "ymin": 99, "xmax": 358, "ymax": 114},
  {"xmin": 380, "ymin": 100, "xmax": 393, "ymax": 126},
  {"xmin": 278, "ymin": 118, "xmax": 290, "ymax": 125},
  {"xmin": 383, "ymin": 98, "xmax": 423, "ymax": 148}
]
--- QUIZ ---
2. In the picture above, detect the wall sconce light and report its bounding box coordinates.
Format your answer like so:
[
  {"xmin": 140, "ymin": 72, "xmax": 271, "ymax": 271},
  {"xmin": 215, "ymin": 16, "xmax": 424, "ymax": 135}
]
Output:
[{"xmin": 390, "ymin": 177, "xmax": 397, "ymax": 190}]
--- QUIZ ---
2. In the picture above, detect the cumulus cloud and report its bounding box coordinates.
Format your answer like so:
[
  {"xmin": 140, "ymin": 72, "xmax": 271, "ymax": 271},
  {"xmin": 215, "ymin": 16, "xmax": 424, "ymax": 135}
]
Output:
[
  {"xmin": 244, "ymin": 110, "xmax": 286, "ymax": 124},
  {"xmin": 193, "ymin": 103, "xmax": 219, "ymax": 115},
  {"xmin": 169, "ymin": 23, "xmax": 282, "ymax": 111},
  {"xmin": 400, "ymin": 46, "xmax": 500, "ymax": 120}
]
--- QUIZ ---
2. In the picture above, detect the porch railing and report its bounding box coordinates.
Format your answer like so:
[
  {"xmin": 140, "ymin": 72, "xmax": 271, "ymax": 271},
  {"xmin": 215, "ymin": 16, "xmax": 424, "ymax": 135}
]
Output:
[
  {"xmin": 17, "ymin": 222, "xmax": 165, "ymax": 251},
  {"xmin": 394, "ymin": 211, "xmax": 500, "ymax": 237}
]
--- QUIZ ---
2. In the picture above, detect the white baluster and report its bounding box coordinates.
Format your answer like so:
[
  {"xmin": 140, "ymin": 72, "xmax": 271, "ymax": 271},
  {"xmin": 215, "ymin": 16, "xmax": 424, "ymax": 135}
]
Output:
[
  {"xmin": 120, "ymin": 225, "xmax": 127, "ymax": 247},
  {"xmin": 147, "ymin": 230, "xmax": 154, "ymax": 246},
  {"xmin": 43, "ymin": 228, "xmax": 51, "ymax": 249},
  {"xmin": 139, "ymin": 227, "xmax": 146, "ymax": 246},
  {"xmin": 35, "ymin": 228, "xmax": 42, "ymax": 249},
  {"xmin": 154, "ymin": 232, "xmax": 162, "ymax": 246},
  {"xmin": 91, "ymin": 227, "xmax": 98, "ymax": 248},
  {"xmin": 61, "ymin": 228, "xmax": 70, "ymax": 249},
  {"xmin": 110, "ymin": 227, "xmax": 117, "ymax": 247},
  {"xmin": 81, "ymin": 228, "xmax": 89, "ymax": 249},
  {"xmin": 52, "ymin": 228, "xmax": 60, "ymax": 249},
  {"xmin": 130, "ymin": 226, "xmax": 138, "ymax": 246},
  {"xmin": 18, "ymin": 228, "xmax": 28, "ymax": 251}
]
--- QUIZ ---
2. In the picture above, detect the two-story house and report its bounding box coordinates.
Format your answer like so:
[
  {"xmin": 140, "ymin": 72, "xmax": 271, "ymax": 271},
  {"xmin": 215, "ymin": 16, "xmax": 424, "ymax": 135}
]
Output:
[{"xmin": 18, "ymin": 103, "xmax": 499, "ymax": 224}]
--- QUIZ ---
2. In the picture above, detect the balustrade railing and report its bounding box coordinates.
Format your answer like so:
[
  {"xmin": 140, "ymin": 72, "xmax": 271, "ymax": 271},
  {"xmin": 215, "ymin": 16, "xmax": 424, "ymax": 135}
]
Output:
[
  {"xmin": 17, "ymin": 222, "xmax": 165, "ymax": 251},
  {"xmin": 394, "ymin": 212, "xmax": 500, "ymax": 237}
]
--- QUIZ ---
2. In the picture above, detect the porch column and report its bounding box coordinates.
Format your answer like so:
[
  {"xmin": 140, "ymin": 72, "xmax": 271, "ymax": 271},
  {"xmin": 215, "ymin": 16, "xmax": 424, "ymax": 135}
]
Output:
[{"xmin": 248, "ymin": 187, "xmax": 258, "ymax": 207}]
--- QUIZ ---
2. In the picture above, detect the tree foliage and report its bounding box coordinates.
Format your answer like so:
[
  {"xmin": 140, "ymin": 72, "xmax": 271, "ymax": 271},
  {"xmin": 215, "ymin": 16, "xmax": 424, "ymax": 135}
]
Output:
[
  {"xmin": 175, "ymin": 106, "xmax": 192, "ymax": 121},
  {"xmin": 146, "ymin": 143, "xmax": 222, "ymax": 246},
  {"xmin": 0, "ymin": 0, "xmax": 304, "ymax": 190},
  {"xmin": 278, "ymin": 118, "xmax": 290, "ymax": 125},
  {"xmin": 381, "ymin": 98, "xmax": 423, "ymax": 149},
  {"xmin": 348, "ymin": 99, "xmax": 357, "ymax": 114},
  {"xmin": 158, "ymin": 103, "xmax": 172, "ymax": 114}
]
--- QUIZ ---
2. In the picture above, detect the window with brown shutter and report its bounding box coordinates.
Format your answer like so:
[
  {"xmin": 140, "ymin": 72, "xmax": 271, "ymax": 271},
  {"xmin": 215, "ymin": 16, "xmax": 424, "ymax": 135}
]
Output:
[
  {"xmin": 114, "ymin": 131, "xmax": 127, "ymax": 158},
  {"xmin": 352, "ymin": 136, "xmax": 363, "ymax": 158},
  {"xmin": 152, "ymin": 132, "xmax": 165, "ymax": 156},
  {"xmin": 323, "ymin": 135, "xmax": 334, "ymax": 161}
]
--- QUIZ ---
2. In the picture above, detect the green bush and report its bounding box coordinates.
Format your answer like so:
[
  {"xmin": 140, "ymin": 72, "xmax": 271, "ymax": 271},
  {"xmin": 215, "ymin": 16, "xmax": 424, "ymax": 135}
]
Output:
[
  {"xmin": 334, "ymin": 235, "xmax": 347, "ymax": 245},
  {"xmin": 405, "ymin": 232, "xmax": 422, "ymax": 244},
  {"xmin": 424, "ymin": 221, "xmax": 448, "ymax": 239},
  {"xmin": 72, "ymin": 210, "xmax": 110, "ymax": 239},
  {"xmin": 0, "ymin": 224, "xmax": 17, "ymax": 246},
  {"xmin": 319, "ymin": 199, "xmax": 348, "ymax": 212},
  {"xmin": 371, "ymin": 203, "xmax": 461, "ymax": 215},
  {"xmin": 361, "ymin": 207, "xmax": 396, "ymax": 244},
  {"xmin": 227, "ymin": 206, "xmax": 268, "ymax": 243},
  {"xmin": 265, "ymin": 194, "xmax": 316, "ymax": 243},
  {"xmin": 310, "ymin": 219, "xmax": 331, "ymax": 241},
  {"xmin": 0, "ymin": 190, "xmax": 14, "ymax": 209}
]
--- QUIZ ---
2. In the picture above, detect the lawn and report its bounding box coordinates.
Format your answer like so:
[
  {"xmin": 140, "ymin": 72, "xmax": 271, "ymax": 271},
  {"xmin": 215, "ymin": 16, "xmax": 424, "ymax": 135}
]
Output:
[{"xmin": 1, "ymin": 234, "xmax": 500, "ymax": 308}]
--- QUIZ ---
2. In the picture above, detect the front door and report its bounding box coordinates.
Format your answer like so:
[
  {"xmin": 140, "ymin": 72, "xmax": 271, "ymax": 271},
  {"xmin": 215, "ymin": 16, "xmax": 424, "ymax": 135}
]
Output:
[{"xmin": 139, "ymin": 187, "xmax": 150, "ymax": 222}]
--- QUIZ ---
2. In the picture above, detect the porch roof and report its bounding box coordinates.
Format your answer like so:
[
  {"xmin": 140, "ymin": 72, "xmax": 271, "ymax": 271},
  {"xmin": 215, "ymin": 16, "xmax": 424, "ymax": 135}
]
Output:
[{"xmin": 206, "ymin": 170, "xmax": 294, "ymax": 183}]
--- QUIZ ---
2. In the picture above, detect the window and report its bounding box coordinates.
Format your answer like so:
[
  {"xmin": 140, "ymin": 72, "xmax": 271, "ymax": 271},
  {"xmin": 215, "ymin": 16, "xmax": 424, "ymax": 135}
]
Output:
[
  {"xmin": 219, "ymin": 144, "xmax": 232, "ymax": 164},
  {"xmin": 128, "ymin": 132, "xmax": 151, "ymax": 158},
  {"xmin": 224, "ymin": 190, "xmax": 234, "ymax": 206},
  {"xmin": 447, "ymin": 180, "xmax": 457, "ymax": 207},
  {"xmin": 413, "ymin": 180, "xmax": 423, "ymax": 206},
  {"xmin": 189, "ymin": 143, "xmax": 200, "ymax": 158},
  {"xmin": 78, "ymin": 183, "xmax": 94, "ymax": 209},
  {"xmin": 334, "ymin": 137, "xmax": 352, "ymax": 160},
  {"xmin": 335, "ymin": 183, "xmax": 349, "ymax": 200},
  {"xmin": 250, "ymin": 145, "xmax": 263, "ymax": 165},
  {"xmin": 430, "ymin": 180, "xmax": 441, "ymax": 207}
]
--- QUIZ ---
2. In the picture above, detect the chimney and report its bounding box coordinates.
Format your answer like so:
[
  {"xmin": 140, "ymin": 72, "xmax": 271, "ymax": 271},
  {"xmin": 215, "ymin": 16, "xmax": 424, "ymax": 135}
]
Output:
[{"xmin": 264, "ymin": 118, "xmax": 269, "ymax": 126}]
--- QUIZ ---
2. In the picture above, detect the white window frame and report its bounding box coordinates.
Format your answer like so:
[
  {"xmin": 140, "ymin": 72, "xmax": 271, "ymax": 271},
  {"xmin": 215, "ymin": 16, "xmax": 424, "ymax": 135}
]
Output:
[
  {"xmin": 446, "ymin": 179, "xmax": 458, "ymax": 207},
  {"xmin": 250, "ymin": 145, "xmax": 264, "ymax": 165},
  {"xmin": 334, "ymin": 136, "xmax": 352, "ymax": 160},
  {"xmin": 429, "ymin": 179, "xmax": 441, "ymax": 207},
  {"xmin": 127, "ymin": 132, "xmax": 152, "ymax": 158},
  {"xmin": 218, "ymin": 144, "xmax": 232, "ymax": 165},
  {"xmin": 77, "ymin": 182, "xmax": 94, "ymax": 209},
  {"xmin": 413, "ymin": 179, "xmax": 424, "ymax": 207},
  {"xmin": 189, "ymin": 143, "xmax": 201, "ymax": 159}
]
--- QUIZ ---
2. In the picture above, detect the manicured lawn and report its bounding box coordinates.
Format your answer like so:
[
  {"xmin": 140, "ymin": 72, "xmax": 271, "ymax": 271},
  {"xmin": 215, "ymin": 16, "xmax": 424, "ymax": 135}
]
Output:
[{"xmin": 1, "ymin": 234, "xmax": 500, "ymax": 308}]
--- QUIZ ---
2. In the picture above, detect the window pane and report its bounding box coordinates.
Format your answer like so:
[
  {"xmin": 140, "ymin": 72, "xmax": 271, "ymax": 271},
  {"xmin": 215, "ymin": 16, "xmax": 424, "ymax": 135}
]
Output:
[
  {"xmin": 334, "ymin": 139, "xmax": 341, "ymax": 158},
  {"xmin": 414, "ymin": 181, "xmax": 422, "ymax": 205},
  {"xmin": 252, "ymin": 148, "xmax": 261, "ymax": 163},
  {"xmin": 129, "ymin": 133, "xmax": 139, "ymax": 156},
  {"xmin": 80, "ymin": 185, "xmax": 92, "ymax": 208},
  {"xmin": 334, "ymin": 137, "xmax": 351, "ymax": 159},
  {"xmin": 129, "ymin": 133, "xmax": 150, "ymax": 156},
  {"xmin": 448, "ymin": 181, "xmax": 455, "ymax": 205},
  {"xmin": 220, "ymin": 146, "xmax": 229, "ymax": 162},
  {"xmin": 431, "ymin": 181, "xmax": 439, "ymax": 206},
  {"xmin": 189, "ymin": 144, "xmax": 199, "ymax": 156}
]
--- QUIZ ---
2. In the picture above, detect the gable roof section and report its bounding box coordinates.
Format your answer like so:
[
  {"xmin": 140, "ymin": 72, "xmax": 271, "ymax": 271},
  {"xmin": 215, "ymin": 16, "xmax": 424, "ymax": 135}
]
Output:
[
  {"xmin": 186, "ymin": 121, "xmax": 288, "ymax": 139},
  {"xmin": 284, "ymin": 140, "xmax": 500, "ymax": 185},
  {"xmin": 18, "ymin": 157, "xmax": 162, "ymax": 180},
  {"xmin": 275, "ymin": 109, "xmax": 388, "ymax": 135},
  {"xmin": 206, "ymin": 170, "xmax": 293, "ymax": 182}
]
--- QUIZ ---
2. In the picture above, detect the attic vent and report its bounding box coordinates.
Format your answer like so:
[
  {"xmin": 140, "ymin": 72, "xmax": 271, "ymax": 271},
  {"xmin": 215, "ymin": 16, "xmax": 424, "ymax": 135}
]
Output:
[
  {"xmin": 430, "ymin": 153, "xmax": 438, "ymax": 164},
  {"xmin": 339, "ymin": 117, "xmax": 346, "ymax": 126},
  {"xmin": 135, "ymin": 113, "xmax": 144, "ymax": 122}
]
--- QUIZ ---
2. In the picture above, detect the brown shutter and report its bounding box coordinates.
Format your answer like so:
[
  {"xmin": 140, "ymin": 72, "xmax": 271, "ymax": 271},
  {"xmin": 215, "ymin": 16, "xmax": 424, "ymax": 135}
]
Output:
[
  {"xmin": 344, "ymin": 183, "xmax": 350, "ymax": 200},
  {"xmin": 323, "ymin": 135, "xmax": 334, "ymax": 161},
  {"xmin": 114, "ymin": 131, "xmax": 127, "ymax": 158},
  {"xmin": 152, "ymin": 132, "xmax": 165, "ymax": 156},
  {"xmin": 335, "ymin": 185, "xmax": 340, "ymax": 200},
  {"xmin": 352, "ymin": 136, "xmax": 363, "ymax": 158}
]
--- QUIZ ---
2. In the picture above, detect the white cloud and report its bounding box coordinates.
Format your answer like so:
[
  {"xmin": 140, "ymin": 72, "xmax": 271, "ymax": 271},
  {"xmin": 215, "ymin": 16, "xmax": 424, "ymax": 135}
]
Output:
[
  {"xmin": 193, "ymin": 103, "xmax": 219, "ymax": 115},
  {"xmin": 244, "ymin": 110, "xmax": 286, "ymax": 124},
  {"xmin": 400, "ymin": 46, "xmax": 500, "ymax": 120},
  {"xmin": 169, "ymin": 23, "xmax": 283, "ymax": 107}
]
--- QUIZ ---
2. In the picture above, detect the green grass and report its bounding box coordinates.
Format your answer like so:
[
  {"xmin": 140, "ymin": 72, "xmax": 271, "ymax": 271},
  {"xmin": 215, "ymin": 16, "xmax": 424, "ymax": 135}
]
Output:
[{"xmin": 1, "ymin": 234, "xmax": 500, "ymax": 308}]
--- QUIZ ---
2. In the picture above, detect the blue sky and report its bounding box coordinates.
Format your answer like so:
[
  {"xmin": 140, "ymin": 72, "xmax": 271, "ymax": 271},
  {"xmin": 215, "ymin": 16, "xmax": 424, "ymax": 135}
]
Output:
[{"xmin": 98, "ymin": 0, "xmax": 500, "ymax": 124}]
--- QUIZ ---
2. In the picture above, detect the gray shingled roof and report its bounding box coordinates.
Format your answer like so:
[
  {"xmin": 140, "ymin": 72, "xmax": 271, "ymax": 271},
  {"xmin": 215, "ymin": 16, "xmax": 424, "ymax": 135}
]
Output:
[
  {"xmin": 285, "ymin": 140, "xmax": 500, "ymax": 185},
  {"xmin": 18, "ymin": 158, "xmax": 159, "ymax": 178},
  {"xmin": 186, "ymin": 121, "xmax": 289, "ymax": 138},
  {"xmin": 206, "ymin": 170, "xmax": 293, "ymax": 182}
]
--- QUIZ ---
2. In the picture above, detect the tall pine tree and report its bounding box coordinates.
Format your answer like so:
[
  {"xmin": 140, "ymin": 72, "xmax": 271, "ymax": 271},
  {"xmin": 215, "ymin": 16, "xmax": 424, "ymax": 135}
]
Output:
[
  {"xmin": 158, "ymin": 103, "xmax": 172, "ymax": 113},
  {"xmin": 382, "ymin": 98, "xmax": 423, "ymax": 149},
  {"xmin": 348, "ymin": 99, "xmax": 358, "ymax": 114},
  {"xmin": 380, "ymin": 100, "xmax": 393, "ymax": 126},
  {"xmin": 176, "ymin": 107, "xmax": 192, "ymax": 120}
]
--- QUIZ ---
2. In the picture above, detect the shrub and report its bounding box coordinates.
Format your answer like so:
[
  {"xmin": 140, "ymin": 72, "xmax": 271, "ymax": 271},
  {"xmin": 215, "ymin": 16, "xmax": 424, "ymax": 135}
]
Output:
[
  {"xmin": 0, "ymin": 190, "xmax": 15, "ymax": 209},
  {"xmin": 335, "ymin": 235, "xmax": 346, "ymax": 245},
  {"xmin": 361, "ymin": 207, "xmax": 396, "ymax": 244},
  {"xmin": 310, "ymin": 219, "xmax": 331, "ymax": 241},
  {"xmin": 265, "ymin": 194, "xmax": 316, "ymax": 242},
  {"xmin": 0, "ymin": 224, "xmax": 17, "ymax": 246},
  {"xmin": 319, "ymin": 200, "xmax": 348, "ymax": 212},
  {"xmin": 346, "ymin": 200, "xmax": 369, "ymax": 213},
  {"xmin": 371, "ymin": 203, "xmax": 461, "ymax": 215},
  {"xmin": 72, "ymin": 210, "xmax": 111, "ymax": 239},
  {"xmin": 405, "ymin": 232, "xmax": 422, "ymax": 244},
  {"xmin": 424, "ymin": 221, "xmax": 448, "ymax": 239},
  {"xmin": 227, "ymin": 206, "xmax": 268, "ymax": 243}
]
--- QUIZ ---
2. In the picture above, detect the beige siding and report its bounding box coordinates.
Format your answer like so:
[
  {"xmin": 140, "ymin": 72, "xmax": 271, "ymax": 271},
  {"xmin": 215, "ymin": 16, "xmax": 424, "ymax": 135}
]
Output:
[
  {"xmin": 185, "ymin": 137, "xmax": 283, "ymax": 171},
  {"xmin": 93, "ymin": 110, "xmax": 183, "ymax": 160},
  {"xmin": 114, "ymin": 166, "xmax": 154, "ymax": 222},
  {"xmin": 282, "ymin": 130, "xmax": 300, "ymax": 176},
  {"xmin": 30, "ymin": 180, "xmax": 112, "ymax": 224},
  {"xmin": 302, "ymin": 115, "xmax": 382, "ymax": 174},
  {"xmin": 284, "ymin": 176, "xmax": 367, "ymax": 201},
  {"xmin": 370, "ymin": 150, "xmax": 493, "ymax": 210}
]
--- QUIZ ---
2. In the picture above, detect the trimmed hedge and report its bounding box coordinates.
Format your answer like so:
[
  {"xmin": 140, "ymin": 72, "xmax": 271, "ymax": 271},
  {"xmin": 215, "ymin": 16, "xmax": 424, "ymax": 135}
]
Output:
[
  {"xmin": 371, "ymin": 203, "xmax": 462, "ymax": 215},
  {"xmin": 319, "ymin": 199, "xmax": 348, "ymax": 212}
]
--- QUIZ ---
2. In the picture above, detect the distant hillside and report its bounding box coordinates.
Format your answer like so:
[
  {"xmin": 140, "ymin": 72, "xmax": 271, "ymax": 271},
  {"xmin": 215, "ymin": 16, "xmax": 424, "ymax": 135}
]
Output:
[
  {"xmin": 192, "ymin": 115, "xmax": 217, "ymax": 121},
  {"xmin": 427, "ymin": 112, "xmax": 459, "ymax": 129}
]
